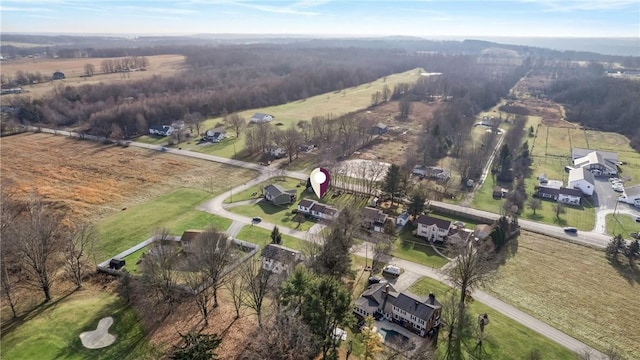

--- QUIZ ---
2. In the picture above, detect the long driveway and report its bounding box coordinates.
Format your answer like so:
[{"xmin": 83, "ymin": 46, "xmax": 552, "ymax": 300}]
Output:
[{"xmin": 35, "ymin": 127, "xmax": 607, "ymax": 358}]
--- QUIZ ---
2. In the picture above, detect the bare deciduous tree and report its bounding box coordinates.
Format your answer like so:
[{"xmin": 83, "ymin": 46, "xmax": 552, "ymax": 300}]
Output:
[
  {"xmin": 275, "ymin": 125, "xmax": 303, "ymax": 163},
  {"xmin": 240, "ymin": 257, "xmax": 274, "ymax": 328},
  {"xmin": 446, "ymin": 240, "xmax": 494, "ymax": 306},
  {"xmin": 191, "ymin": 228, "xmax": 235, "ymax": 308},
  {"xmin": 64, "ymin": 223, "xmax": 97, "ymax": 289},
  {"xmin": 243, "ymin": 312, "xmax": 317, "ymax": 360},
  {"xmin": 11, "ymin": 197, "xmax": 64, "ymax": 302},
  {"xmin": 227, "ymin": 113, "xmax": 246, "ymax": 139},
  {"xmin": 140, "ymin": 228, "xmax": 181, "ymax": 312},
  {"xmin": 224, "ymin": 270, "xmax": 244, "ymax": 319},
  {"xmin": 83, "ymin": 63, "xmax": 95, "ymax": 77}
]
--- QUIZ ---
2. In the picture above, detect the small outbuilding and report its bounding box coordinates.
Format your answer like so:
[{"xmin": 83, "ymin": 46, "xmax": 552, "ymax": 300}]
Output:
[
  {"xmin": 52, "ymin": 71, "xmax": 65, "ymax": 80},
  {"xmin": 109, "ymin": 258, "xmax": 125, "ymax": 270}
]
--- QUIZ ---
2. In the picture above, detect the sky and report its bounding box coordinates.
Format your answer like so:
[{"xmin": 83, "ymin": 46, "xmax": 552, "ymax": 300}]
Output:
[{"xmin": 1, "ymin": 0, "xmax": 639, "ymax": 38}]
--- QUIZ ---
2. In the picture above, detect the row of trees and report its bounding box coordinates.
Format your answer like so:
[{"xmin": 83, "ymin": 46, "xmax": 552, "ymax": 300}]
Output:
[
  {"xmin": 1, "ymin": 189, "xmax": 96, "ymax": 318},
  {"xmin": 100, "ymin": 56, "xmax": 150, "ymax": 74}
]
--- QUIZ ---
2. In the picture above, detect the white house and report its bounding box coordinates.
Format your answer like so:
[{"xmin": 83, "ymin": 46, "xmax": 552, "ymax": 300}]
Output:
[
  {"xmin": 250, "ymin": 113, "xmax": 274, "ymax": 123},
  {"xmin": 415, "ymin": 215, "xmax": 452, "ymax": 242},
  {"xmin": 568, "ymin": 167, "xmax": 595, "ymax": 196},
  {"xmin": 203, "ymin": 127, "xmax": 226, "ymax": 142},
  {"xmin": 619, "ymin": 185, "xmax": 640, "ymax": 207},
  {"xmin": 396, "ymin": 212, "xmax": 410, "ymax": 227},
  {"xmin": 261, "ymin": 244, "xmax": 303, "ymax": 276},
  {"xmin": 297, "ymin": 199, "xmax": 338, "ymax": 220},
  {"xmin": 572, "ymin": 150, "xmax": 618, "ymax": 176},
  {"xmin": 534, "ymin": 187, "xmax": 582, "ymax": 205}
]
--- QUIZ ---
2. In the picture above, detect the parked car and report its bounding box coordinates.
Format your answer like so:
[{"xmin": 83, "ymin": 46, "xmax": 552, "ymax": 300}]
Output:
[
  {"xmin": 612, "ymin": 184, "xmax": 624, "ymax": 192},
  {"xmin": 563, "ymin": 227, "xmax": 578, "ymax": 233},
  {"xmin": 368, "ymin": 276, "xmax": 386, "ymax": 285},
  {"xmin": 635, "ymin": 216, "xmax": 640, "ymax": 223},
  {"xmin": 382, "ymin": 265, "xmax": 401, "ymax": 277},
  {"xmin": 251, "ymin": 217, "xmax": 262, "ymax": 223},
  {"xmin": 608, "ymin": 177, "xmax": 622, "ymax": 184}
]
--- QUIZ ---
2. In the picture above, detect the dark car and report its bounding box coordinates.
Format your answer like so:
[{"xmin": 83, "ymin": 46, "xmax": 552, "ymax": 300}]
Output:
[
  {"xmin": 368, "ymin": 276, "xmax": 385, "ymax": 285},
  {"xmin": 252, "ymin": 217, "xmax": 262, "ymax": 223},
  {"xmin": 563, "ymin": 227, "xmax": 578, "ymax": 233},
  {"xmin": 635, "ymin": 216, "xmax": 640, "ymax": 223}
]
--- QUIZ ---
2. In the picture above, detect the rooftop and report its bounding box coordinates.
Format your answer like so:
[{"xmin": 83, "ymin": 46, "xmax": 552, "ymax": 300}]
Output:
[
  {"xmin": 568, "ymin": 167, "xmax": 595, "ymax": 185},
  {"xmin": 415, "ymin": 215, "xmax": 452, "ymax": 229}
]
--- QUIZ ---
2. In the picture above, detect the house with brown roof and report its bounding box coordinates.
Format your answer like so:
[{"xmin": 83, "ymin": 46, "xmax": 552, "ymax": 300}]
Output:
[
  {"xmin": 414, "ymin": 215, "xmax": 452, "ymax": 242},
  {"xmin": 534, "ymin": 186, "xmax": 582, "ymax": 206},
  {"xmin": 297, "ymin": 199, "xmax": 339, "ymax": 220},
  {"xmin": 353, "ymin": 283, "xmax": 441, "ymax": 337},
  {"xmin": 360, "ymin": 207, "xmax": 389, "ymax": 232},
  {"xmin": 179, "ymin": 229, "xmax": 204, "ymax": 253}
]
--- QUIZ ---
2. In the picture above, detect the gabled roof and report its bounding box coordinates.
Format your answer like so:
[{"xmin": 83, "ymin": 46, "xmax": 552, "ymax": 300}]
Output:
[
  {"xmin": 251, "ymin": 112, "xmax": 272, "ymax": 120},
  {"xmin": 150, "ymin": 124, "xmax": 172, "ymax": 131},
  {"xmin": 395, "ymin": 291, "xmax": 440, "ymax": 320},
  {"xmin": 261, "ymin": 244, "xmax": 302, "ymax": 264},
  {"xmin": 572, "ymin": 148, "xmax": 618, "ymax": 162},
  {"xmin": 298, "ymin": 199, "xmax": 315, "ymax": 208},
  {"xmin": 310, "ymin": 202, "xmax": 338, "ymax": 216},
  {"xmin": 415, "ymin": 215, "xmax": 452, "ymax": 230},
  {"xmin": 264, "ymin": 184, "xmax": 295, "ymax": 198},
  {"xmin": 355, "ymin": 283, "xmax": 440, "ymax": 321},
  {"xmin": 361, "ymin": 207, "xmax": 387, "ymax": 222},
  {"xmin": 536, "ymin": 186, "xmax": 582, "ymax": 198},
  {"xmin": 374, "ymin": 123, "xmax": 388, "ymax": 130},
  {"xmin": 568, "ymin": 167, "xmax": 595, "ymax": 185},
  {"xmin": 397, "ymin": 212, "xmax": 410, "ymax": 221}
]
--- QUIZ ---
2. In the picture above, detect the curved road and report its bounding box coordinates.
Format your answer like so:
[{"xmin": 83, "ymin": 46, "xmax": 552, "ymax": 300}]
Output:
[{"xmin": 35, "ymin": 127, "xmax": 607, "ymax": 358}]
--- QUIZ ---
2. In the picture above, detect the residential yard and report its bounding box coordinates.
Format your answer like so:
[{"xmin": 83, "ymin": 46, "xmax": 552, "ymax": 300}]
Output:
[
  {"xmin": 235, "ymin": 225, "xmax": 306, "ymax": 251},
  {"xmin": 136, "ymin": 68, "xmax": 423, "ymax": 159},
  {"xmin": 0, "ymin": 132, "xmax": 256, "ymax": 221},
  {"xmin": 487, "ymin": 231, "xmax": 640, "ymax": 359},
  {"xmin": 97, "ymin": 188, "xmax": 232, "ymax": 261},
  {"xmin": 228, "ymin": 178, "xmax": 370, "ymax": 231},
  {"xmin": 409, "ymin": 277, "xmax": 574, "ymax": 360},
  {"xmin": 606, "ymin": 213, "xmax": 640, "ymax": 237},
  {"xmin": 0, "ymin": 290, "xmax": 158, "ymax": 360},
  {"xmin": 392, "ymin": 227, "xmax": 449, "ymax": 269}
]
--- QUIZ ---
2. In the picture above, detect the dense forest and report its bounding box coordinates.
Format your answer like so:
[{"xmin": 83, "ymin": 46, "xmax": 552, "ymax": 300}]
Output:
[{"xmin": 546, "ymin": 76, "xmax": 640, "ymax": 151}]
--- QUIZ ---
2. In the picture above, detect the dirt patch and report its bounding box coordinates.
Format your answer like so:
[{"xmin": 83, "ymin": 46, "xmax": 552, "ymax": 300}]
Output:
[
  {"xmin": 0, "ymin": 132, "xmax": 256, "ymax": 221},
  {"xmin": 350, "ymin": 101, "xmax": 441, "ymax": 164},
  {"xmin": 0, "ymin": 54, "xmax": 186, "ymax": 98}
]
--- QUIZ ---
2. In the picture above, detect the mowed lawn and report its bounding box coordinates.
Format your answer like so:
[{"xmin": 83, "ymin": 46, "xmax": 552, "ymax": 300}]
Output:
[
  {"xmin": 606, "ymin": 213, "xmax": 640, "ymax": 237},
  {"xmin": 235, "ymin": 225, "xmax": 306, "ymax": 251},
  {"xmin": 392, "ymin": 227, "xmax": 449, "ymax": 269},
  {"xmin": 137, "ymin": 68, "xmax": 423, "ymax": 158},
  {"xmin": 409, "ymin": 278, "xmax": 574, "ymax": 360},
  {"xmin": 487, "ymin": 231, "xmax": 640, "ymax": 359},
  {"xmin": 1, "ymin": 291, "xmax": 158, "ymax": 360},
  {"xmin": 96, "ymin": 188, "xmax": 231, "ymax": 261}
]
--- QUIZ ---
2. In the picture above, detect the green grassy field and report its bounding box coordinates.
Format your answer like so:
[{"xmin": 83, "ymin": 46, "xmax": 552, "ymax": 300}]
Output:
[
  {"xmin": 1, "ymin": 291, "xmax": 158, "ymax": 360},
  {"xmin": 488, "ymin": 231, "xmax": 640, "ymax": 359},
  {"xmin": 136, "ymin": 68, "xmax": 422, "ymax": 159},
  {"xmin": 97, "ymin": 188, "xmax": 231, "ymax": 261},
  {"xmin": 235, "ymin": 225, "xmax": 306, "ymax": 251},
  {"xmin": 392, "ymin": 227, "xmax": 449, "ymax": 269},
  {"xmin": 409, "ymin": 277, "xmax": 574, "ymax": 360},
  {"xmin": 606, "ymin": 213, "xmax": 640, "ymax": 236}
]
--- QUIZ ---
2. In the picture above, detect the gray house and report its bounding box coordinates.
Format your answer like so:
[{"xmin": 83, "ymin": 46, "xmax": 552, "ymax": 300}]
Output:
[{"xmin": 264, "ymin": 184, "xmax": 297, "ymax": 205}]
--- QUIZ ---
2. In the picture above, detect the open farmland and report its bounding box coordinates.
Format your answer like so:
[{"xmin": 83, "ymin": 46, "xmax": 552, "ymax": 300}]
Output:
[
  {"xmin": 0, "ymin": 132, "xmax": 256, "ymax": 221},
  {"xmin": 488, "ymin": 231, "xmax": 640, "ymax": 358},
  {"xmin": 136, "ymin": 68, "xmax": 424, "ymax": 160},
  {"xmin": 0, "ymin": 54, "xmax": 186, "ymax": 98}
]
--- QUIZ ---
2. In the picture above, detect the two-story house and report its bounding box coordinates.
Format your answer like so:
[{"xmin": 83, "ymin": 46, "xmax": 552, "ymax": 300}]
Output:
[
  {"xmin": 353, "ymin": 283, "xmax": 441, "ymax": 338},
  {"xmin": 414, "ymin": 215, "xmax": 452, "ymax": 242}
]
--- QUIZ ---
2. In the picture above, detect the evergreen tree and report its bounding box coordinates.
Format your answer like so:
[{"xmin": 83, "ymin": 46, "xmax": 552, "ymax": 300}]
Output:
[{"xmin": 271, "ymin": 226, "xmax": 282, "ymax": 245}]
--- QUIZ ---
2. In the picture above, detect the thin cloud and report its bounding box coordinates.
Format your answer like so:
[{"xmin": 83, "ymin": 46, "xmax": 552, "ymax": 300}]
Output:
[
  {"xmin": 523, "ymin": 0, "xmax": 639, "ymax": 12},
  {"xmin": 0, "ymin": 6, "xmax": 53, "ymax": 12},
  {"xmin": 117, "ymin": 6, "xmax": 196, "ymax": 15}
]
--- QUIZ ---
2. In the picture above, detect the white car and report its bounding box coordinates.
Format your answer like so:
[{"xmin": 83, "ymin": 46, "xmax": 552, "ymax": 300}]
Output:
[
  {"xmin": 612, "ymin": 184, "xmax": 624, "ymax": 192},
  {"xmin": 382, "ymin": 265, "xmax": 401, "ymax": 277}
]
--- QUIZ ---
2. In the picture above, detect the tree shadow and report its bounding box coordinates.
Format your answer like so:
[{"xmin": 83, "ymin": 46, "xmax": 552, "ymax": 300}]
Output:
[
  {"xmin": 1, "ymin": 290, "xmax": 75, "ymax": 336},
  {"xmin": 607, "ymin": 257, "xmax": 640, "ymax": 286}
]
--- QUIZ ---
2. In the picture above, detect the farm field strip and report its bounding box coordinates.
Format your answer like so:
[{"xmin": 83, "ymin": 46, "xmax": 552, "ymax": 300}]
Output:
[{"xmin": 487, "ymin": 231, "xmax": 640, "ymax": 359}]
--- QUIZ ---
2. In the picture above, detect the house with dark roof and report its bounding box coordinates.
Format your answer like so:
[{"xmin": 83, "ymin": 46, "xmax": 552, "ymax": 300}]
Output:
[
  {"xmin": 534, "ymin": 186, "xmax": 582, "ymax": 205},
  {"xmin": 264, "ymin": 184, "xmax": 297, "ymax": 205},
  {"xmin": 396, "ymin": 212, "xmax": 410, "ymax": 226},
  {"xmin": 250, "ymin": 113, "xmax": 274, "ymax": 123},
  {"xmin": 179, "ymin": 229, "xmax": 204, "ymax": 253},
  {"xmin": 414, "ymin": 215, "xmax": 452, "ymax": 242},
  {"xmin": 353, "ymin": 283, "xmax": 441, "ymax": 337},
  {"xmin": 52, "ymin": 71, "xmax": 65, "ymax": 80},
  {"xmin": 261, "ymin": 244, "xmax": 303, "ymax": 276},
  {"xmin": 297, "ymin": 199, "xmax": 339, "ymax": 220},
  {"xmin": 360, "ymin": 207, "xmax": 389, "ymax": 232},
  {"xmin": 149, "ymin": 124, "xmax": 175, "ymax": 136},
  {"xmin": 372, "ymin": 123, "xmax": 388, "ymax": 135},
  {"xmin": 203, "ymin": 127, "xmax": 226, "ymax": 142}
]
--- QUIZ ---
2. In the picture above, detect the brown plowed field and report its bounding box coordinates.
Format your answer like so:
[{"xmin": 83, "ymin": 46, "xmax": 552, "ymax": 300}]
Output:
[{"xmin": 0, "ymin": 132, "xmax": 256, "ymax": 220}]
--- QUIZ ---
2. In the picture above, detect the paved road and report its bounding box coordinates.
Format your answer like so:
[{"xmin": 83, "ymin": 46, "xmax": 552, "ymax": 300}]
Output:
[{"xmin": 36, "ymin": 127, "xmax": 608, "ymax": 357}]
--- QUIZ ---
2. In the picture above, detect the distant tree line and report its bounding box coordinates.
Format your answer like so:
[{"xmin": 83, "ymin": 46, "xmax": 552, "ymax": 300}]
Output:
[{"xmin": 546, "ymin": 76, "xmax": 640, "ymax": 151}]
